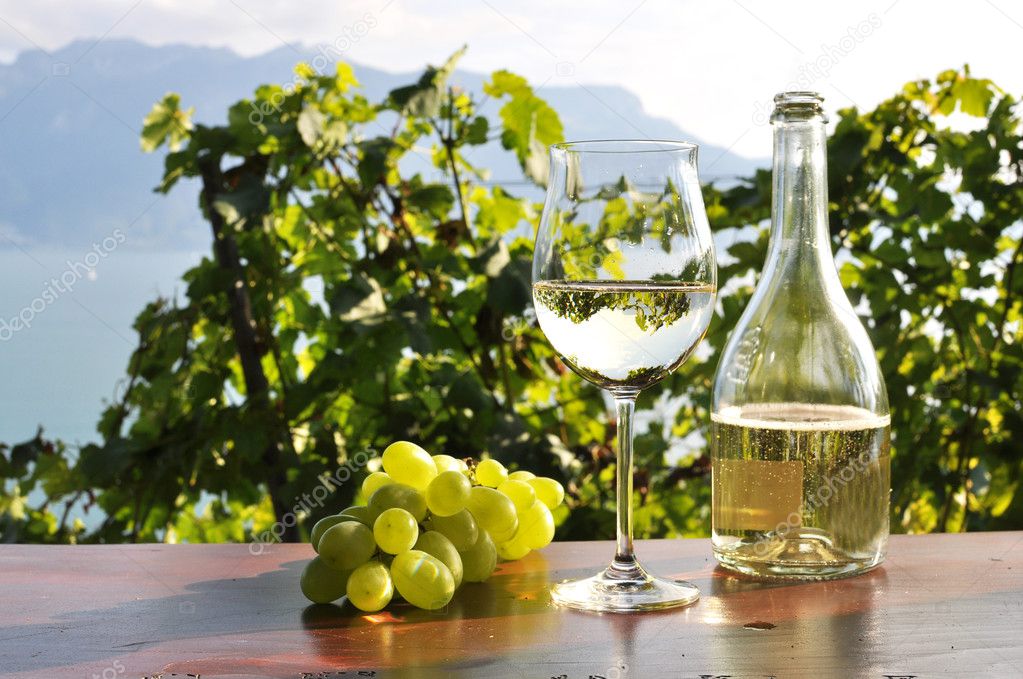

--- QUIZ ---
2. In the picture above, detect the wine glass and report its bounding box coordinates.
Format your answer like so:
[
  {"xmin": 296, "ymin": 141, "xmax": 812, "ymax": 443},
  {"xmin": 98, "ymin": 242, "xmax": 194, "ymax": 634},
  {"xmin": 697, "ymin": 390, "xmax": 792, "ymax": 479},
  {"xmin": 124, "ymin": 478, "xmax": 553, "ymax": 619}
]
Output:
[{"xmin": 532, "ymin": 139, "xmax": 716, "ymax": 612}]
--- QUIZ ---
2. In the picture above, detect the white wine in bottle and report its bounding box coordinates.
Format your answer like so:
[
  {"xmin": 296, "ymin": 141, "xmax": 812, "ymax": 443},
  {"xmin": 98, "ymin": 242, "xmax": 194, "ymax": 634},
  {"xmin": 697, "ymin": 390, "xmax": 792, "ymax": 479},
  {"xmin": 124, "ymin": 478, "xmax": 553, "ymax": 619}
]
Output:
[{"xmin": 711, "ymin": 404, "xmax": 890, "ymax": 578}]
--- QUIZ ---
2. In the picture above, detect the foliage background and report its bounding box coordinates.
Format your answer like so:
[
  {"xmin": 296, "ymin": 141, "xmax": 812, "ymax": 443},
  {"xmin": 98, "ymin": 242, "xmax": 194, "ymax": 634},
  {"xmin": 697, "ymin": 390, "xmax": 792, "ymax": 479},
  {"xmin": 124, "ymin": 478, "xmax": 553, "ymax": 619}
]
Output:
[{"xmin": 1, "ymin": 54, "xmax": 1020, "ymax": 544}]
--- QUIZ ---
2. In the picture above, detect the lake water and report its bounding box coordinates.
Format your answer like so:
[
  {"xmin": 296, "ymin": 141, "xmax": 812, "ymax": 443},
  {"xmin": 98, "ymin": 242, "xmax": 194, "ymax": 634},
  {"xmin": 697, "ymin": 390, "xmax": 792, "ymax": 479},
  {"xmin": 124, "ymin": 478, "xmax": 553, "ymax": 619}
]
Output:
[{"xmin": 0, "ymin": 249, "xmax": 203, "ymax": 446}]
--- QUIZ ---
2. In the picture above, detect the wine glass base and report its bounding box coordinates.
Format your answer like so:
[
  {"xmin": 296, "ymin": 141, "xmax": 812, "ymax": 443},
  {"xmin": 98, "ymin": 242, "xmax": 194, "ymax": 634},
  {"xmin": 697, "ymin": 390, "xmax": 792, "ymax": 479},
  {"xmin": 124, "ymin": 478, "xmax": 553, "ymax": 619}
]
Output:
[{"xmin": 550, "ymin": 560, "xmax": 700, "ymax": 613}]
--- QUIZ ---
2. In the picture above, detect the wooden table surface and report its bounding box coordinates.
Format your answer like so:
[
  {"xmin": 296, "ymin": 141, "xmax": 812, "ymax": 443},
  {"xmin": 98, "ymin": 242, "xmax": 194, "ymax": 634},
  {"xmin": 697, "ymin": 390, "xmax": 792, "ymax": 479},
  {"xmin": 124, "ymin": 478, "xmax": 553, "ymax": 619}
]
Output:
[{"xmin": 1, "ymin": 533, "xmax": 1020, "ymax": 678}]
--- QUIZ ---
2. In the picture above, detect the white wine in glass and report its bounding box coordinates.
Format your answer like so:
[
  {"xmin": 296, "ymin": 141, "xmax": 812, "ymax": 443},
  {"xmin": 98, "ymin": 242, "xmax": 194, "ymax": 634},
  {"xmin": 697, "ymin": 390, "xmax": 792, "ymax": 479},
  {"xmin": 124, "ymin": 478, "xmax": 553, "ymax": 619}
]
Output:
[{"xmin": 532, "ymin": 140, "xmax": 717, "ymax": 612}]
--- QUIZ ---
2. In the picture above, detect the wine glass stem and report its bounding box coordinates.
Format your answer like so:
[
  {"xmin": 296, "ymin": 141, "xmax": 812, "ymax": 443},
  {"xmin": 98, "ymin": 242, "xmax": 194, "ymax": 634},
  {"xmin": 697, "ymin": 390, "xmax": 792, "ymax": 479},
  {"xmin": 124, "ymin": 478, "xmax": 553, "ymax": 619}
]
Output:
[{"xmin": 613, "ymin": 395, "xmax": 637, "ymax": 567}]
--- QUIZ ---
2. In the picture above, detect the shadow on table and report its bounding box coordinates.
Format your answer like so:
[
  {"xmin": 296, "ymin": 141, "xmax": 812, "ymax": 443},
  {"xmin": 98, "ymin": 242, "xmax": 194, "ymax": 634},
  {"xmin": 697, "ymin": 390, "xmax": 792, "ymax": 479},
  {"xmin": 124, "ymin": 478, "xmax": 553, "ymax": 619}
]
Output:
[
  {"xmin": 0, "ymin": 552, "xmax": 561, "ymax": 677},
  {"xmin": 0, "ymin": 556, "xmax": 305, "ymax": 675}
]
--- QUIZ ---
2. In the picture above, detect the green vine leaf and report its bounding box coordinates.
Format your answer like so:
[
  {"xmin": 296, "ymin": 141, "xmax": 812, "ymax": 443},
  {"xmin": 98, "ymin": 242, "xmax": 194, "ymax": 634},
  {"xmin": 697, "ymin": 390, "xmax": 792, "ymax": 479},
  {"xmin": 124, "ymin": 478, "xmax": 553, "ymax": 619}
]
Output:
[{"xmin": 141, "ymin": 93, "xmax": 194, "ymax": 152}]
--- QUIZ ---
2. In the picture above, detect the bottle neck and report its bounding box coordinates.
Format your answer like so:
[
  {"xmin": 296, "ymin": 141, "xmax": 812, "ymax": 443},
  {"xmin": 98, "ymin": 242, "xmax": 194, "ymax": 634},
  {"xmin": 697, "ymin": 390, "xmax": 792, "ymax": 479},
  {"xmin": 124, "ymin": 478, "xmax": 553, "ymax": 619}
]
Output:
[{"xmin": 767, "ymin": 117, "xmax": 835, "ymax": 272}]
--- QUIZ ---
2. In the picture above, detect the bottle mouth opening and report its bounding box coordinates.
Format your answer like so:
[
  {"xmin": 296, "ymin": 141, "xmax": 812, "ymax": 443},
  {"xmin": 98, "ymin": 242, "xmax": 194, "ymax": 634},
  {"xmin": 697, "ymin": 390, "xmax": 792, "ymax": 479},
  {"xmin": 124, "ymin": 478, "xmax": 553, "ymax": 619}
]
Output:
[
  {"xmin": 774, "ymin": 91, "xmax": 824, "ymax": 107},
  {"xmin": 772, "ymin": 91, "xmax": 826, "ymax": 122}
]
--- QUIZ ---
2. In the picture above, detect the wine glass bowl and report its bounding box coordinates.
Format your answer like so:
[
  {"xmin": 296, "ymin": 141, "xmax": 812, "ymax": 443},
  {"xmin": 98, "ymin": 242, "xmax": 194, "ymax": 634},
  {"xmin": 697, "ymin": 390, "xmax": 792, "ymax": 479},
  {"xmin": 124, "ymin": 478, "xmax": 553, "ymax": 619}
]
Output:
[{"xmin": 532, "ymin": 140, "xmax": 716, "ymax": 612}]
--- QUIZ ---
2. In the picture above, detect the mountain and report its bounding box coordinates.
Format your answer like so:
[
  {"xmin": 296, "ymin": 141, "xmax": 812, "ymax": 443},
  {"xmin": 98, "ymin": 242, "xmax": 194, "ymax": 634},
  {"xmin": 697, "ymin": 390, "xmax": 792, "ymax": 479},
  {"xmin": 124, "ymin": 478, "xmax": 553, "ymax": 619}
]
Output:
[{"xmin": 0, "ymin": 39, "xmax": 763, "ymax": 250}]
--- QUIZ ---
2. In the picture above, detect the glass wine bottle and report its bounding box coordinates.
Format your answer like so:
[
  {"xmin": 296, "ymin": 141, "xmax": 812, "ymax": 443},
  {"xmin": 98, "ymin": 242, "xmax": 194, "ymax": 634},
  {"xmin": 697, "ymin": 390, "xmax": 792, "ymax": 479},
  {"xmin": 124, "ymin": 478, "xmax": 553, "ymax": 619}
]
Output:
[{"xmin": 710, "ymin": 92, "xmax": 890, "ymax": 579}]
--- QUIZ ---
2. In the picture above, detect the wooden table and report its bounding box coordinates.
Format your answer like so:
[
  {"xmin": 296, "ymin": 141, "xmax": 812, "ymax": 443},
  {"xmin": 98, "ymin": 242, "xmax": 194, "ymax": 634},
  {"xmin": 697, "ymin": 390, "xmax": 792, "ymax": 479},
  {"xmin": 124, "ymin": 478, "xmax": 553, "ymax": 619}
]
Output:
[{"xmin": 1, "ymin": 533, "xmax": 1020, "ymax": 678}]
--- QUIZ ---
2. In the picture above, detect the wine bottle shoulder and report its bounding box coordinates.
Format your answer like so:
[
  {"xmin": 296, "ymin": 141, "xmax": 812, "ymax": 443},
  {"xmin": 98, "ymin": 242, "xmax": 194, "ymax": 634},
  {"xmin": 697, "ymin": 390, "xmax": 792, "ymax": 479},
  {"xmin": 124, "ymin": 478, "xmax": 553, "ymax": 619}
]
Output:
[{"xmin": 711, "ymin": 275, "xmax": 889, "ymax": 415}]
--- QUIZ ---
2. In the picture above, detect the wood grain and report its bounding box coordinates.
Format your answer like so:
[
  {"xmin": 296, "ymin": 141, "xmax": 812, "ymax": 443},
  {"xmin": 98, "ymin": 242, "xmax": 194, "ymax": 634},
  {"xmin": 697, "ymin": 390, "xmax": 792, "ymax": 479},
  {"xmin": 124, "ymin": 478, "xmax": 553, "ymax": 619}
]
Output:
[{"xmin": 0, "ymin": 534, "xmax": 1020, "ymax": 678}]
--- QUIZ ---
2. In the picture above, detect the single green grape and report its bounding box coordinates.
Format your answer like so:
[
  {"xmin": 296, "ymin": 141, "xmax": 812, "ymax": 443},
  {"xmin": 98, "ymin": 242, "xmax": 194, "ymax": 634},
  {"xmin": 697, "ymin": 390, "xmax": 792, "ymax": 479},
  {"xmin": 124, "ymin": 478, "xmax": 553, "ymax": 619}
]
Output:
[
  {"xmin": 310, "ymin": 514, "xmax": 361, "ymax": 552},
  {"xmin": 339, "ymin": 505, "xmax": 374, "ymax": 525},
  {"xmin": 373, "ymin": 507, "xmax": 419, "ymax": 555},
  {"xmin": 515, "ymin": 500, "xmax": 555, "ymax": 549},
  {"xmin": 300, "ymin": 555, "xmax": 351, "ymax": 604},
  {"xmin": 527, "ymin": 477, "xmax": 565, "ymax": 510},
  {"xmin": 487, "ymin": 522, "xmax": 518, "ymax": 545},
  {"xmin": 497, "ymin": 479, "xmax": 536, "ymax": 512},
  {"xmin": 496, "ymin": 535, "xmax": 531, "ymax": 561},
  {"xmin": 426, "ymin": 509, "xmax": 479, "ymax": 552},
  {"xmin": 475, "ymin": 458, "xmax": 508, "ymax": 488},
  {"xmin": 466, "ymin": 486, "xmax": 518, "ymax": 537},
  {"xmin": 426, "ymin": 470, "xmax": 472, "ymax": 517},
  {"xmin": 367, "ymin": 483, "xmax": 428, "ymax": 522},
  {"xmin": 361, "ymin": 471, "xmax": 394, "ymax": 499},
  {"xmin": 508, "ymin": 470, "xmax": 535, "ymax": 482},
  {"xmin": 318, "ymin": 521, "xmax": 376, "ymax": 571},
  {"xmin": 346, "ymin": 560, "xmax": 394, "ymax": 612},
  {"xmin": 459, "ymin": 530, "xmax": 497, "ymax": 582},
  {"xmin": 414, "ymin": 530, "xmax": 464, "ymax": 588},
  {"xmin": 390, "ymin": 550, "xmax": 455, "ymax": 610},
  {"xmin": 432, "ymin": 454, "xmax": 468, "ymax": 474},
  {"xmin": 381, "ymin": 441, "xmax": 437, "ymax": 491}
]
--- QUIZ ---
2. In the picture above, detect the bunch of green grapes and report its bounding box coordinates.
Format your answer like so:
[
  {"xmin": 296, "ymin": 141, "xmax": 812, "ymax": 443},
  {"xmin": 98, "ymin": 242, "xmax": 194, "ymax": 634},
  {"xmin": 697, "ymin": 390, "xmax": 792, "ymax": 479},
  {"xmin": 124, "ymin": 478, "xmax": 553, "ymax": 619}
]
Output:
[{"xmin": 300, "ymin": 441, "xmax": 566, "ymax": 612}]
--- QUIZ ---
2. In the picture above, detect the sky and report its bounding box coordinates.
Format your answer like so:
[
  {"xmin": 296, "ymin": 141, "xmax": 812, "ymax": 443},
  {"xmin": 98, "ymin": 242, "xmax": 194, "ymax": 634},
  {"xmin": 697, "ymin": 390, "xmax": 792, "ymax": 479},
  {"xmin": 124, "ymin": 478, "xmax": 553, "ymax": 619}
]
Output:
[{"xmin": 0, "ymin": 0, "xmax": 1019, "ymax": 161}]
